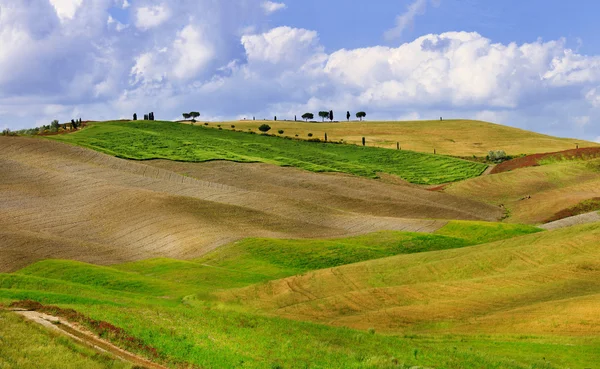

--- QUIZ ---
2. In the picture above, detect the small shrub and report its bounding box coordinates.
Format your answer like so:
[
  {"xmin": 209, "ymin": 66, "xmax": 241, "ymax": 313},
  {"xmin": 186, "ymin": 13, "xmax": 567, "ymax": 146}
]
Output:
[
  {"xmin": 307, "ymin": 133, "xmax": 313, "ymax": 137},
  {"xmin": 204, "ymin": 123, "xmax": 209, "ymax": 126},
  {"xmin": 278, "ymin": 130, "xmax": 284, "ymax": 134},
  {"xmin": 218, "ymin": 127, "xmax": 222, "ymax": 130},
  {"xmin": 217, "ymin": 124, "xmax": 221, "ymax": 128},
  {"xmin": 258, "ymin": 124, "xmax": 271, "ymax": 133},
  {"xmin": 231, "ymin": 125, "xmax": 235, "ymax": 128},
  {"xmin": 295, "ymin": 134, "xmax": 299, "ymax": 137}
]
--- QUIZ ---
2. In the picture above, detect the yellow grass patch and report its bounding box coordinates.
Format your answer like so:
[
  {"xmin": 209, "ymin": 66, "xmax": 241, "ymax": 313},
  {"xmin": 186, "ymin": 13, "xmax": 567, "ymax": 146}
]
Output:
[
  {"xmin": 219, "ymin": 223, "xmax": 600, "ymax": 336},
  {"xmin": 199, "ymin": 119, "xmax": 597, "ymax": 156},
  {"xmin": 444, "ymin": 160, "xmax": 600, "ymax": 224}
]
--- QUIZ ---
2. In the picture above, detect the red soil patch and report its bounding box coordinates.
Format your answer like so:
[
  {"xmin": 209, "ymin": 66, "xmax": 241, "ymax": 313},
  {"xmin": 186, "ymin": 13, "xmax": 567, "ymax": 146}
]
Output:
[{"xmin": 491, "ymin": 147, "xmax": 600, "ymax": 174}]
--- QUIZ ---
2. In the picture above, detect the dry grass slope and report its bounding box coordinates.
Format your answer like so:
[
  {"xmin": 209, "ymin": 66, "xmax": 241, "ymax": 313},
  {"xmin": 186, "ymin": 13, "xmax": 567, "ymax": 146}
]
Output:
[
  {"xmin": 444, "ymin": 159, "xmax": 600, "ymax": 224},
  {"xmin": 0, "ymin": 137, "xmax": 501, "ymax": 272},
  {"xmin": 220, "ymin": 223, "xmax": 600, "ymax": 336},
  {"xmin": 209, "ymin": 119, "xmax": 598, "ymax": 156}
]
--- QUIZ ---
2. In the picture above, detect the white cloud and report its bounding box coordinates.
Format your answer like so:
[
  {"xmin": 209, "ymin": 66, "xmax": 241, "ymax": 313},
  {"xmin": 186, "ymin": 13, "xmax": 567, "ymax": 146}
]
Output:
[
  {"xmin": 135, "ymin": 5, "xmax": 171, "ymax": 30},
  {"xmin": 172, "ymin": 25, "xmax": 215, "ymax": 80},
  {"xmin": 585, "ymin": 87, "xmax": 600, "ymax": 107},
  {"xmin": 385, "ymin": 0, "xmax": 440, "ymax": 40},
  {"xmin": 261, "ymin": 1, "xmax": 287, "ymax": 14},
  {"xmin": 242, "ymin": 27, "xmax": 322, "ymax": 67},
  {"xmin": 1, "ymin": 2, "xmax": 600, "ymax": 143},
  {"xmin": 49, "ymin": 0, "xmax": 83, "ymax": 21},
  {"xmin": 122, "ymin": 0, "xmax": 130, "ymax": 9}
]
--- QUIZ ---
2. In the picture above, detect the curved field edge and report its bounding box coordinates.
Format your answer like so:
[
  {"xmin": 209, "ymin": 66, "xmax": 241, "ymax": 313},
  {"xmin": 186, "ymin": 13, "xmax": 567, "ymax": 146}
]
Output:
[
  {"xmin": 2, "ymin": 223, "xmax": 598, "ymax": 368},
  {"xmin": 192, "ymin": 223, "xmax": 542, "ymax": 279},
  {"xmin": 218, "ymin": 222, "xmax": 600, "ymax": 339},
  {"xmin": 46, "ymin": 121, "xmax": 488, "ymax": 185},
  {"xmin": 198, "ymin": 119, "xmax": 598, "ymax": 157},
  {"xmin": 492, "ymin": 147, "xmax": 600, "ymax": 174},
  {"xmin": 444, "ymin": 159, "xmax": 600, "ymax": 224}
]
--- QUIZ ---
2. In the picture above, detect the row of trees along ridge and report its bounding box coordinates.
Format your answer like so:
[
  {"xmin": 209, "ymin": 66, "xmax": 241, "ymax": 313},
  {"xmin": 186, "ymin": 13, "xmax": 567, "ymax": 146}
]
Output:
[
  {"xmin": 132, "ymin": 112, "xmax": 155, "ymax": 121},
  {"xmin": 300, "ymin": 111, "xmax": 366, "ymax": 122}
]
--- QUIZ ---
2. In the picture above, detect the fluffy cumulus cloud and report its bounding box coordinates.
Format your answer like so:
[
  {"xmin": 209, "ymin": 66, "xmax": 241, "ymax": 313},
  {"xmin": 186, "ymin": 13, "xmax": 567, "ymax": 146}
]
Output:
[
  {"xmin": 135, "ymin": 4, "xmax": 171, "ymax": 30},
  {"xmin": 49, "ymin": 0, "xmax": 83, "ymax": 21},
  {"xmin": 1, "ymin": 0, "xmax": 600, "ymax": 142},
  {"xmin": 261, "ymin": 1, "xmax": 286, "ymax": 15}
]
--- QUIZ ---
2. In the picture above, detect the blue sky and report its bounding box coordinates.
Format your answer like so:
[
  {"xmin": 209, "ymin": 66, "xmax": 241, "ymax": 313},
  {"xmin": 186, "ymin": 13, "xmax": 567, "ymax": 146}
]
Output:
[{"xmin": 1, "ymin": 0, "xmax": 599, "ymax": 143}]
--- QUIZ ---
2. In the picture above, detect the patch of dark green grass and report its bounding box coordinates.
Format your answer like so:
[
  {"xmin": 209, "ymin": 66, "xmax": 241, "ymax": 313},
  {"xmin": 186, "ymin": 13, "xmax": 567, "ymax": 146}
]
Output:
[{"xmin": 48, "ymin": 121, "xmax": 487, "ymax": 184}]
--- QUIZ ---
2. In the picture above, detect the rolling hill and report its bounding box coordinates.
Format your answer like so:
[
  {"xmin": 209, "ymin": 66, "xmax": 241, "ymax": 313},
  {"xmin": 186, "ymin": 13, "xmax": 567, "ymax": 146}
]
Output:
[
  {"xmin": 0, "ymin": 136, "xmax": 501, "ymax": 272},
  {"xmin": 220, "ymin": 222, "xmax": 600, "ymax": 337},
  {"xmin": 206, "ymin": 119, "xmax": 598, "ymax": 156},
  {"xmin": 47, "ymin": 120, "xmax": 487, "ymax": 184},
  {"xmin": 2, "ymin": 118, "xmax": 600, "ymax": 368},
  {"xmin": 444, "ymin": 158, "xmax": 600, "ymax": 224},
  {"xmin": 2, "ymin": 221, "xmax": 597, "ymax": 368}
]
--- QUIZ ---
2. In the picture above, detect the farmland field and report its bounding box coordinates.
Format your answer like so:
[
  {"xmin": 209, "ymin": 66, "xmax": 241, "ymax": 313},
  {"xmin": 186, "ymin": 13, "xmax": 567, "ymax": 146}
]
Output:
[
  {"xmin": 2, "ymin": 118, "xmax": 600, "ymax": 369},
  {"xmin": 445, "ymin": 159, "xmax": 600, "ymax": 223},
  {"xmin": 200, "ymin": 119, "xmax": 598, "ymax": 156},
  {"xmin": 2, "ymin": 221, "xmax": 598, "ymax": 368},
  {"xmin": 48, "ymin": 120, "xmax": 487, "ymax": 184},
  {"xmin": 0, "ymin": 135, "xmax": 501, "ymax": 272}
]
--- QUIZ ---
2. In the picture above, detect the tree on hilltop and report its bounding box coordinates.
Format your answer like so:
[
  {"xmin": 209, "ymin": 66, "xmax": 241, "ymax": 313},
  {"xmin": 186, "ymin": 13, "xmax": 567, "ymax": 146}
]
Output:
[
  {"xmin": 301, "ymin": 113, "xmax": 314, "ymax": 121},
  {"xmin": 318, "ymin": 111, "xmax": 329, "ymax": 122},
  {"xmin": 189, "ymin": 112, "xmax": 200, "ymax": 122},
  {"xmin": 329, "ymin": 110, "xmax": 333, "ymax": 122},
  {"xmin": 356, "ymin": 111, "xmax": 366, "ymax": 121},
  {"xmin": 182, "ymin": 113, "xmax": 191, "ymax": 120},
  {"xmin": 346, "ymin": 111, "xmax": 350, "ymax": 121}
]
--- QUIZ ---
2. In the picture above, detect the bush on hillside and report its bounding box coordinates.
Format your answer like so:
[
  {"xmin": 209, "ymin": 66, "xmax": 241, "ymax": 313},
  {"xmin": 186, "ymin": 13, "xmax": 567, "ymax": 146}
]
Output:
[
  {"xmin": 259, "ymin": 124, "xmax": 271, "ymax": 133},
  {"xmin": 307, "ymin": 133, "xmax": 313, "ymax": 137},
  {"xmin": 278, "ymin": 130, "xmax": 284, "ymax": 134},
  {"xmin": 487, "ymin": 150, "xmax": 511, "ymax": 163}
]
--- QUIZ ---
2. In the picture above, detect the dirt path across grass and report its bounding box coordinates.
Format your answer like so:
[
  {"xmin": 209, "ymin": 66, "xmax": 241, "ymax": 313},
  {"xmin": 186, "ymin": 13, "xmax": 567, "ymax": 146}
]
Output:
[{"xmin": 10, "ymin": 308, "xmax": 168, "ymax": 369}]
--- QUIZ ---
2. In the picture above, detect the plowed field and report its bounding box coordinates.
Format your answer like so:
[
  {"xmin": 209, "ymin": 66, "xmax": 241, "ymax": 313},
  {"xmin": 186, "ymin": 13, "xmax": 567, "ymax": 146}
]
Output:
[{"xmin": 0, "ymin": 137, "xmax": 501, "ymax": 272}]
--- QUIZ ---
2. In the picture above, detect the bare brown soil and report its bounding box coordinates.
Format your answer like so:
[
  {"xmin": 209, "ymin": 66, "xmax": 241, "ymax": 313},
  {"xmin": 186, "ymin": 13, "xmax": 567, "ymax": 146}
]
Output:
[{"xmin": 0, "ymin": 136, "xmax": 501, "ymax": 272}]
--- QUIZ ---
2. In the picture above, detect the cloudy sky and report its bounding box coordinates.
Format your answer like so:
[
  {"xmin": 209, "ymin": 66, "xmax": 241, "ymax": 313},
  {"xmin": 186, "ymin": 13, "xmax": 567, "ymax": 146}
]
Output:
[{"xmin": 1, "ymin": 0, "xmax": 599, "ymax": 142}]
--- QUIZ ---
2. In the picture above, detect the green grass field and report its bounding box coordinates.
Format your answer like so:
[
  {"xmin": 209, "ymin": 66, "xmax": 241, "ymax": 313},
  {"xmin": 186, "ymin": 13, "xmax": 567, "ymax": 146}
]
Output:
[
  {"xmin": 0, "ymin": 310, "xmax": 131, "ymax": 369},
  {"xmin": 46, "ymin": 121, "xmax": 487, "ymax": 184},
  {"xmin": 2, "ymin": 222, "xmax": 598, "ymax": 368}
]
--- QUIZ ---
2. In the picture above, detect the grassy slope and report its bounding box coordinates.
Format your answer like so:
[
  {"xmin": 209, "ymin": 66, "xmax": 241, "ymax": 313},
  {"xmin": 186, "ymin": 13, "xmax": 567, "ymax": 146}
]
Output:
[
  {"xmin": 195, "ymin": 224, "xmax": 541, "ymax": 279},
  {"xmin": 222, "ymin": 223, "xmax": 600, "ymax": 338},
  {"xmin": 445, "ymin": 159, "xmax": 600, "ymax": 223},
  {"xmin": 3, "ymin": 223, "xmax": 595, "ymax": 368},
  {"xmin": 208, "ymin": 119, "xmax": 598, "ymax": 156},
  {"xmin": 0, "ymin": 310, "xmax": 131, "ymax": 369},
  {"xmin": 47, "ymin": 121, "xmax": 487, "ymax": 185}
]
